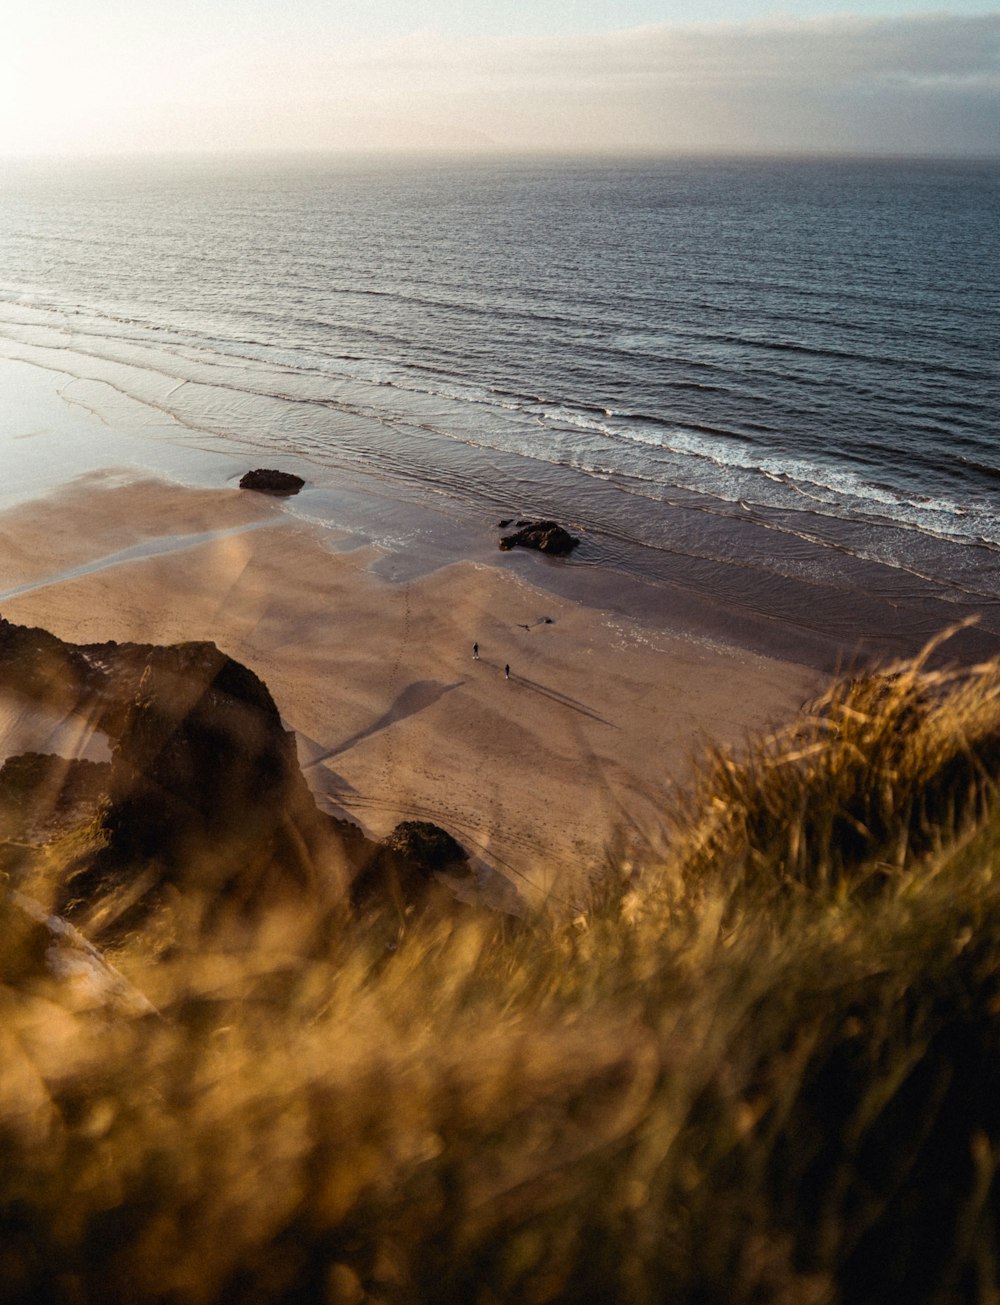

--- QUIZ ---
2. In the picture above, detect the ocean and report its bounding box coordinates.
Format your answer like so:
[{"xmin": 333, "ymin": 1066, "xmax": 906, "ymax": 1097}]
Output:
[{"xmin": 0, "ymin": 153, "xmax": 997, "ymax": 666}]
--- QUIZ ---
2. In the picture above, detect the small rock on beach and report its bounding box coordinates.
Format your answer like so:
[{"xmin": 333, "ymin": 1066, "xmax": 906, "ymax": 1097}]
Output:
[{"xmin": 239, "ymin": 468, "xmax": 305, "ymax": 496}]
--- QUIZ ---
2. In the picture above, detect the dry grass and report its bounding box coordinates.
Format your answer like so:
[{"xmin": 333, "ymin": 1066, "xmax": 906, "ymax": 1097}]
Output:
[{"xmin": 5, "ymin": 633, "xmax": 1000, "ymax": 1303}]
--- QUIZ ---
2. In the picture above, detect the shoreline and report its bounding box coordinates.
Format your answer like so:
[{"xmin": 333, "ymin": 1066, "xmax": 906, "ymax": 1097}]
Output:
[
  {"xmin": 0, "ymin": 352, "xmax": 993, "ymax": 901},
  {"xmin": 0, "ymin": 470, "xmax": 824, "ymax": 904},
  {"xmin": 1, "ymin": 338, "xmax": 998, "ymax": 675}
]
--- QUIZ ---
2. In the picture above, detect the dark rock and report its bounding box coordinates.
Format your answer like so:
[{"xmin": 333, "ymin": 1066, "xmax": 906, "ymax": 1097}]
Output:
[
  {"xmin": 350, "ymin": 820, "xmax": 471, "ymax": 913},
  {"xmin": 0, "ymin": 618, "xmax": 360, "ymax": 936},
  {"xmin": 63, "ymin": 640, "xmax": 354, "ymax": 931},
  {"xmin": 239, "ymin": 468, "xmax": 305, "ymax": 496},
  {"xmin": 498, "ymin": 518, "xmax": 513, "ymax": 528},
  {"xmin": 0, "ymin": 617, "xmax": 481, "ymax": 938},
  {"xmin": 0, "ymin": 617, "xmax": 94, "ymax": 715},
  {"xmin": 382, "ymin": 821, "xmax": 471, "ymax": 875},
  {"xmin": 499, "ymin": 520, "xmax": 580, "ymax": 557}
]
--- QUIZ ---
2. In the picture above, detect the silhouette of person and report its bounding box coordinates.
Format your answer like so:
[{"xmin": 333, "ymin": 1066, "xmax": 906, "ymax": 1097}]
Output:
[
  {"xmin": 504, "ymin": 664, "xmax": 510, "ymax": 679},
  {"xmin": 473, "ymin": 642, "xmax": 479, "ymax": 660}
]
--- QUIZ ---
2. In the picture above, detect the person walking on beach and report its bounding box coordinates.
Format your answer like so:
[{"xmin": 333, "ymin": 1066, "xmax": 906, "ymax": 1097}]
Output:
[
  {"xmin": 473, "ymin": 642, "xmax": 479, "ymax": 660},
  {"xmin": 504, "ymin": 663, "xmax": 510, "ymax": 679}
]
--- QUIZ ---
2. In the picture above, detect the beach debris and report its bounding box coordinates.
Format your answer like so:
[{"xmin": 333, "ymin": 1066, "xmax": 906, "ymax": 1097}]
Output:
[
  {"xmin": 499, "ymin": 520, "xmax": 580, "ymax": 556},
  {"xmin": 239, "ymin": 468, "xmax": 305, "ymax": 495}
]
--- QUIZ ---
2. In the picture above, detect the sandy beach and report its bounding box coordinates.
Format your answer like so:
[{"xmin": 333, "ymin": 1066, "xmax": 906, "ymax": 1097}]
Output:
[{"xmin": 0, "ymin": 469, "xmax": 823, "ymax": 907}]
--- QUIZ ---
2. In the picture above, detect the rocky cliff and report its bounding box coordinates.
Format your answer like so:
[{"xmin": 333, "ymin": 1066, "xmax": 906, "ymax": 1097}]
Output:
[{"xmin": 0, "ymin": 617, "xmax": 470, "ymax": 947}]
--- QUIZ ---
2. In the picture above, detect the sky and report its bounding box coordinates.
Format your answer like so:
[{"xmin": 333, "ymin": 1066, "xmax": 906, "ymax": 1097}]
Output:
[{"xmin": 1, "ymin": 1, "xmax": 997, "ymax": 157}]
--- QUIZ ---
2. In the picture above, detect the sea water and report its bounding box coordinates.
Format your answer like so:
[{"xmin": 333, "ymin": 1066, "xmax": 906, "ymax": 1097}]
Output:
[{"xmin": 0, "ymin": 154, "xmax": 997, "ymax": 663}]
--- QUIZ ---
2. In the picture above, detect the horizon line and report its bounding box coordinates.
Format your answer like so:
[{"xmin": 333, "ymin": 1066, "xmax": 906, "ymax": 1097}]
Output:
[{"xmin": 3, "ymin": 146, "xmax": 999, "ymax": 165}]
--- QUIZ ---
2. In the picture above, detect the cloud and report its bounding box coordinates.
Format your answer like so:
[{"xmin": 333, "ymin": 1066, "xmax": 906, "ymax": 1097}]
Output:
[
  {"xmin": 2, "ymin": 12, "xmax": 997, "ymax": 155},
  {"xmin": 307, "ymin": 13, "xmax": 999, "ymax": 154},
  {"xmin": 634, "ymin": 13, "xmax": 1000, "ymax": 86}
]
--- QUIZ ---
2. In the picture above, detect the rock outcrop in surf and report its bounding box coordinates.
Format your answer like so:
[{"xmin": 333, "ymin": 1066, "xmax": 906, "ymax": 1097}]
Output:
[
  {"xmin": 498, "ymin": 520, "xmax": 580, "ymax": 556},
  {"xmin": 239, "ymin": 468, "xmax": 305, "ymax": 495}
]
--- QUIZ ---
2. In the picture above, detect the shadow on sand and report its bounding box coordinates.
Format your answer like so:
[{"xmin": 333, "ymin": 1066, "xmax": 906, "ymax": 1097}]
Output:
[
  {"xmin": 509, "ymin": 674, "xmax": 616, "ymax": 727},
  {"xmin": 303, "ymin": 679, "xmax": 464, "ymax": 766}
]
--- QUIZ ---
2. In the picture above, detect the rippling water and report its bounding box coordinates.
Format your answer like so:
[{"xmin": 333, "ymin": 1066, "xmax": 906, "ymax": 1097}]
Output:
[{"xmin": 0, "ymin": 154, "xmax": 997, "ymax": 661}]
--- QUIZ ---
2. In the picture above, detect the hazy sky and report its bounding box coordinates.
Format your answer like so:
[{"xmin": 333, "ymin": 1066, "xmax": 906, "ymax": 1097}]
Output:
[{"xmin": 2, "ymin": 1, "xmax": 997, "ymax": 156}]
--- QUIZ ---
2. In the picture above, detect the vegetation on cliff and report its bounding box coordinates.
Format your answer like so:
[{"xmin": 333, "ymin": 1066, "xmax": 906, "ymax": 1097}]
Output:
[{"xmin": 3, "ymin": 629, "xmax": 1000, "ymax": 1303}]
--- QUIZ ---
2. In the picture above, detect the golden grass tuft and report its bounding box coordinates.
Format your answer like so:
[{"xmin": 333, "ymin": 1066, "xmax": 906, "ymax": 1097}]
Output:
[{"xmin": 4, "ymin": 632, "xmax": 1000, "ymax": 1303}]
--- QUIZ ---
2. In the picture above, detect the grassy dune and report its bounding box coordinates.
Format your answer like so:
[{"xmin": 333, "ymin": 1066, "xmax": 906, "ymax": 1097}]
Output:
[{"xmin": 4, "ymin": 633, "xmax": 1000, "ymax": 1303}]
